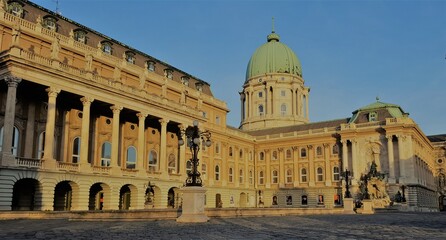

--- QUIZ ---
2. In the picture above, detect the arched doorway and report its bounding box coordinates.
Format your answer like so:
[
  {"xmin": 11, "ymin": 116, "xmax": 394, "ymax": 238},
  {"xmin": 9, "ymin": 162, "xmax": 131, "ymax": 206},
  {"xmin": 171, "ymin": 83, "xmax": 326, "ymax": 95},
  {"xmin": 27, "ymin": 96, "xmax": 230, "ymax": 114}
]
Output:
[
  {"xmin": 88, "ymin": 183, "xmax": 109, "ymax": 210},
  {"xmin": 240, "ymin": 192, "xmax": 247, "ymax": 207},
  {"xmin": 216, "ymin": 193, "xmax": 222, "ymax": 208},
  {"xmin": 167, "ymin": 187, "xmax": 179, "ymax": 208},
  {"xmin": 53, "ymin": 181, "xmax": 73, "ymax": 211},
  {"xmin": 119, "ymin": 185, "xmax": 131, "ymax": 210},
  {"xmin": 12, "ymin": 178, "xmax": 39, "ymax": 211}
]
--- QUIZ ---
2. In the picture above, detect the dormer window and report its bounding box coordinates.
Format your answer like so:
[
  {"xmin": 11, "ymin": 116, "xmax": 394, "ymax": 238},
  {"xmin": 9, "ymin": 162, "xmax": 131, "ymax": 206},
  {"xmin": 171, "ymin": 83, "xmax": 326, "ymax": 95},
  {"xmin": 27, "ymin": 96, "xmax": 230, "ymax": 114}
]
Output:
[
  {"xmin": 73, "ymin": 29, "xmax": 87, "ymax": 44},
  {"xmin": 369, "ymin": 112, "xmax": 378, "ymax": 122},
  {"xmin": 125, "ymin": 51, "xmax": 135, "ymax": 64},
  {"xmin": 181, "ymin": 76, "xmax": 190, "ymax": 86},
  {"xmin": 147, "ymin": 61, "xmax": 155, "ymax": 71},
  {"xmin": 43, "ymin": 16, "xmax": 57, "ymax": 31},
  {"xmin": 8, "ymin": 1, "xmax": 24, "ymax": 18},
  {"xmin": 195, "ymin": 82, "xmax": 203, "ymax": 92},
  {"xmin": 101, "ymin": 41, "xmax": 112, "ymax": 55},
  {"xmin": 164, "ymin": 69, "xmax": 173, "ymax": 79}
]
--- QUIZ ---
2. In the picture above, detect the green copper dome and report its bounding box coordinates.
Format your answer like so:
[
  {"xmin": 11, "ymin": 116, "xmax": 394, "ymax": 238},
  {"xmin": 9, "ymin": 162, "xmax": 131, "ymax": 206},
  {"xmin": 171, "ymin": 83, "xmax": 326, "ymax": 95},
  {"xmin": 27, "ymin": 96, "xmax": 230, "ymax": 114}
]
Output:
[{"xmin": 246, "ymin": 31, "xmax": 302, "ymax": 82}]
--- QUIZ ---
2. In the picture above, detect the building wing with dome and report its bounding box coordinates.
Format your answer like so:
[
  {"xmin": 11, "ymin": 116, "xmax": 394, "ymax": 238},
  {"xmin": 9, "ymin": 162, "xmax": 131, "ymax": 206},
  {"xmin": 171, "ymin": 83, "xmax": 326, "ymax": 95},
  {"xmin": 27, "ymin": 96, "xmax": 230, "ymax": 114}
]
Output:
[{"xmin": 0, "ymin": 1, "xmax": 444, "ymax": 213}]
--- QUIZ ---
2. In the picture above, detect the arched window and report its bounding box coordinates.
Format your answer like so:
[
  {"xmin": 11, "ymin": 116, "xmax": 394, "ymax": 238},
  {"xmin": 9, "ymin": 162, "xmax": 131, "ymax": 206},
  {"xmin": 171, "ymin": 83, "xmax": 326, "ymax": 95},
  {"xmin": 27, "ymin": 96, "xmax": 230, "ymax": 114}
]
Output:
[
  {"xmin": 146, "ymin": 61, "xmax": 155, "ymax": 72},
  {"xmin": 333, "ymin": 166, "xmax": 340, "ymax": 181},
  {"xmin": 332, "ymin": 144, "xmax": 339, "ymax": 155},
  {"xmin": 37, "ymin": 131, "xmax": 45, "ymax": 159},
  {"xmin": 239, "ymin": 169, "xmax": 244, "ymax": 183},
  {"xmin": 317, "ymin": 167, "xmax": 324, "ymax": 182},
  {"xmin": 259, "ymin": 151, "xmax": 264, "ymax": 161},
  {"xmin": 148, "ymin": 150, "xmax": 158, "ymax": 172},
  {"xmin": 249, "ymin": 170, "xmax": 253, "ymax": 184},
  {"xmin": 101, "ymin": 41, "xmax": 112, "ymax": 54},
  {"xmin": 301, "ymin": 168, "xmax": 307, "ymax": 182},
  {"xmin": 126, "ymin": 146, "xmax": 136, "ymax": 169},
  {"xmin": 258, "ymin": 104, "xmax": 264, "ymax": 116},
  {"xmin": 73, "ymin": 29, "xmax": 87, "ymax": 43},
  {"xmin": 229, "ymin": 147, "xmax": 233, "ymax": 157},
  {"xmin": 0, "ymin": 126, "xmax": 20, "ymax": 156},
  {"xmin": 281, "ymin": 104, "xmax": 287, "ymax": 116},
  {"xmin": 164, "ymin": 68, "xmax": 173, "ymax": 79},
  {"xmin": 42, "ymin": 16, "xmax": 57, "ymax": 31},
  {"xmin": 215, "ymin": 142, "xmax": 220, "ymax": 154},
  {"xmin": 229, "ymin": 167, "xmax": 234, "ymax": 183},
  {"xmin": 316, "ymin": 146, "xmax": 323, "ymax": 156},
  {"xmin": 101, "ymin": 142, "xmax": 111, "ymax": 166},
  {"xmin": 72, "ymin": 137, "xmax": 80, "ymax": 163},
  {"xmin": 272, "ymin": 170, "xmax": 278, "ymax": 184},
  {"xmin": 259, "ymin": 171, "xmax": 264, "ymax": 185},
  {"xmin": 300, "ymin": 148, "xmax": 307, "ymax": 158},
  {"xmin": 272, "ymin": 150, "xmax": 278, "ymax": 160},
  {"xmin": 239, "ymin": 149, "xmax": 243, "ymax": 159},
  {"xmin": 215, "ymin": 165, "xmax": 220, "ymax": 181},
  {"xmin": 286, "ymin": 169, "xmax": 293, "ymax": 183},
  {"xmin": 8, "ymin": 1, "xmax": 24, "ymax": 17},
  {"xmin": 125, "ymin": 51, "xmax": 136, "ymax": 64},
  {"xmin": 286, "ymin": 149, "xmax": 292, "ymax": 159},
  {"xmin": 168, "ymin": 153, "xmax": 177, "ymax": 174}
]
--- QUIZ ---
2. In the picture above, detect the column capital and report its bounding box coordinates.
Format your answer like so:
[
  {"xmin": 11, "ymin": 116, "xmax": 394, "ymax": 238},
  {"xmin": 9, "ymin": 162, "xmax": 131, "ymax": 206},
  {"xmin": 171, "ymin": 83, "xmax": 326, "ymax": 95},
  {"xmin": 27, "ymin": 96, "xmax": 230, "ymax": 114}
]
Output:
[
  {"xmin": 136, "ymin": 112, "xmax": 148, "ymax": 120},
  {"xmin": 323, "ymin": 143, "xmax": 330, "ymax": 148},
  {"xmin": 4, "ymin": 75, "xmax": 22, "ymax": 87},
  {"xmin": 110, "ymin": 105, "xmax": 123, "ymax": 114},
  {"xmin": 159, "ymin": 119, "xmax": 169, "ymax": 126},
  {"xmin": 292, "ymin": 146, "xmax": 298, "ymax": 151},
  {"xmin": 307, "ymin": 145, "xmax": 313, "ymax": 149},
  {"xmin": 386, "ymin": 134, "xmax": 394, "ymax": 140},
  {"xmin": 46, "ymin": 87, "xmax": 61, "ymax": 97},
  {"xmin": 80, "ymin": 96, "xmax": 94, "ymax": 106}
]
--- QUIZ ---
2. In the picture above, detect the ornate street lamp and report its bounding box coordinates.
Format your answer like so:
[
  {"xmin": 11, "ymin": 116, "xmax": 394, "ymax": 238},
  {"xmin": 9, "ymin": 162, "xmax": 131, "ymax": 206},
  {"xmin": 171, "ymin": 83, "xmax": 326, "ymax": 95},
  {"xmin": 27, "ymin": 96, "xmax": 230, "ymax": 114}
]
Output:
[
  {"xmin": 178, "ymin": 120, "xmax": 211, "ymax": 187},
  {"xmin": 341, "ymin": 169, "xmax": 352, "ymax": 198}
]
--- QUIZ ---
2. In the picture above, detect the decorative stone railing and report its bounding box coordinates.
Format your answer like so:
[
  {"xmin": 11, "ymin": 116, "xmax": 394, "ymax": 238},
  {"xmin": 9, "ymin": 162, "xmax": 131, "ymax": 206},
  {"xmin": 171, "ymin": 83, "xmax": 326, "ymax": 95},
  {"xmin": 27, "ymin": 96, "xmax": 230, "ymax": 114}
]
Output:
[
  {"xmin": 92, "ymin": 166, "xmax": 111, "ymax": 174},
  {"xmin": 57, "ymin": 162, "xmax": 79, "ymax": 172},
  {"xmin": 16, "ymin": 157, "xmax": 43, "ymax": 168}
]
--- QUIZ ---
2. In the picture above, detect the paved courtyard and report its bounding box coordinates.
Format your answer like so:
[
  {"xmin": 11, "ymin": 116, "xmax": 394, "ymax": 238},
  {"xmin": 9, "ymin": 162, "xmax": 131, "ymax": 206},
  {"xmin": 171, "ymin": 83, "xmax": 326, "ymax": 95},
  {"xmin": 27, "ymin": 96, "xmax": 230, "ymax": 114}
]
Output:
[{"xmin": 0, "ymin": 212, "xmax": 445, "ymax": 239}]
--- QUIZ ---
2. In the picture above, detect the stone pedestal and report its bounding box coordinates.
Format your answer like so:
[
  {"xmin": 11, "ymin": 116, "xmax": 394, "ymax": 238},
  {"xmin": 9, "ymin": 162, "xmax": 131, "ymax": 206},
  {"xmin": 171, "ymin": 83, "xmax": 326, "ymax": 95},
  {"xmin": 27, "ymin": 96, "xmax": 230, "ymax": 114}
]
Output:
[
  {"xmin": 362, "ymin": 199, "xmax": 375, "ymax": 214},
  {"xmin": 343, "ymin": 198, "xmax": 355, "ymax": 214},
  {"xmin": 177, "ymin": 186, "xmax": 209, "ymax": 223}
]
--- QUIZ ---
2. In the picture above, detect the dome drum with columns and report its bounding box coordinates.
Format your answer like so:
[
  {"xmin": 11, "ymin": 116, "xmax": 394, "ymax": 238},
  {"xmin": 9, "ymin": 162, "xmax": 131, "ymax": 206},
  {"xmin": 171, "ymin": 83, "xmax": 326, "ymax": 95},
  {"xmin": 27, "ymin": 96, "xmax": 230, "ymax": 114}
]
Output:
[{"xmin": 241, "ymin": 29, "xmax": 309, "ymax": 131}]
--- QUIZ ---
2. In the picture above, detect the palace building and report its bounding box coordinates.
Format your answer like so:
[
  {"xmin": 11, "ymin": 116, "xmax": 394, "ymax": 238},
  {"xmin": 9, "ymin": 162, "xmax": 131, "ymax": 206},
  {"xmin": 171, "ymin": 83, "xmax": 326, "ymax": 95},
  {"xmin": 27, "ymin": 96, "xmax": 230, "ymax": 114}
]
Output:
[{"xmin": 0, "ymin": 0, "xmax": 444, "ymax": 212}]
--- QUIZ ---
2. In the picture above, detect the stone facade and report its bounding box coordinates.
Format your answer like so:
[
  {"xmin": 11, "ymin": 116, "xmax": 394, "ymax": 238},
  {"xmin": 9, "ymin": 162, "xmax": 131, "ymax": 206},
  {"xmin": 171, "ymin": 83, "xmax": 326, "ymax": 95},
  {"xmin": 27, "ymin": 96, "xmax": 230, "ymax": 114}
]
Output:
[{"xmin": 0, "ymin": 1, "xmax": 442, "ymax": 213}]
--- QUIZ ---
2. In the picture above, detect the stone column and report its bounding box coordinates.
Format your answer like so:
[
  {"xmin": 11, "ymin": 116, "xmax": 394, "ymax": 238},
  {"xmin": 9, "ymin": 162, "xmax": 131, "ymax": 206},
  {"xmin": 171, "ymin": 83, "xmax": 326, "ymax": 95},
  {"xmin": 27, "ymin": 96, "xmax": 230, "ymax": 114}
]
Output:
[
  {"xmin": 24, "ymin": 102, "xmax": 36, "ymax": 158},
  {"xmin": 291, "ymin": 89, "xmax": 296, "ymax": 116},
  {"xmin": 249, "ymin": 90, "xmax": 253, "ymax": 118},
  {"xmin": 324, "ymin": 143, "xmax": 331, "ymax": 186},
  {"xmin": 43, "ymin": 87, "xmax": 61, "ymax": 164},
  {"xmin": 159, "ymin": 119, "xmax": 169, "ymax": 176},
  {"xmin": 292, "ymin": 146, "xmax": 299, "ymax": 187},
  {"xmin": 397, "ymin": 135, "xmax": 405, "ymax": 182},
  {"xmin": 305, "ymin": 94, "xmax": 309, "ymax": 120},
  {"xmin": 80, "ymin": 97, "xmax": 94, "ymax": 170},
  {"xmin": 351, "ymin": 139, "xmax": 358, "ymax": 180},
  {"xmin": 308, "ymin": 145, "xmax": 315, "ymax": 186},
  {"xmin": 386, "ymin": 135, "xmax": 396, "ymax": 183},
  {"xmin": 265, "ymin": 149, "xmax": 271, "ymax": 188},
  {"xmin": 341, "ymin": 139, "xmax": 348, "ymax": 171},
  {"xmin": 279, "ymin": 148, "xmax": 285, "ymax": 187},
  {"xmin": 136, "ymin": 112, "xmax": 147, "ymax": 176},
  {"xmin": 110, "ymin": 105, "xmax": 122, "ymax": 169},
  {"xmin": 266, "ymin": 85, "xmax": 271, "ymax": 116},
  {"xmin": 1, "ymin": 76, "xmax": 21, "ymax": 164}
]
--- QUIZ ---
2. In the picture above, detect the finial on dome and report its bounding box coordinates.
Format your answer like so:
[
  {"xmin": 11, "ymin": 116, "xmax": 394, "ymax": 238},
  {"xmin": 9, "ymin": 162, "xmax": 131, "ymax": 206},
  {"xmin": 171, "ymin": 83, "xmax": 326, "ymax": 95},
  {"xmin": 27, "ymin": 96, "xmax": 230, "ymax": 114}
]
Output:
[
  {"xmin": 267, "ymin": 17, "xmax": 280, "ymax": 42},
  {"xmin": 272, "ymin": 17, "xmax": 275, "ymax": 33},
  {"xmin": 376, "ymin": 96, "xmax": 380, "ymax": 101}
]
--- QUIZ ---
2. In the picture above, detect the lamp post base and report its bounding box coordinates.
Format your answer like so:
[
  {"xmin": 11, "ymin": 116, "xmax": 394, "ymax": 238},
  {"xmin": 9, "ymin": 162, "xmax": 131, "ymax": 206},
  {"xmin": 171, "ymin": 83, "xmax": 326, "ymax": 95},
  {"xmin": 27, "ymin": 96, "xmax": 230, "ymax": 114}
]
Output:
[
  {"xmin": 343, "ymin": 198, "xmax": 355, "ymax": 214},
  {"xmin": 176, "ymin": 186, "xmax": 209, "ymax": 223}
]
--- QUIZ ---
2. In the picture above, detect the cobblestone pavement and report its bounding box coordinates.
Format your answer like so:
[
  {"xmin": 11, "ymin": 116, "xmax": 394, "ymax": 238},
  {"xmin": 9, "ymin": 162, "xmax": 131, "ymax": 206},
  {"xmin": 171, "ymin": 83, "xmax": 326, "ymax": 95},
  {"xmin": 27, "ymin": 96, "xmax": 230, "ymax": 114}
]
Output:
[{"xmin": 0, "ymin": 212, "xmax": 445, "ymax": 240}]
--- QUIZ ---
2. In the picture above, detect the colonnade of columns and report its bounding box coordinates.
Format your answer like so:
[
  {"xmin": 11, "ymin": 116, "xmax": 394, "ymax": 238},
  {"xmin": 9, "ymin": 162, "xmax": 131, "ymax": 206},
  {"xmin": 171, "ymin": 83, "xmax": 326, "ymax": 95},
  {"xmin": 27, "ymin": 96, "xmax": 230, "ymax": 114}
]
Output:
[{"xmin": 0, "ymin": 77, "xmax": 190, "ymax": 176}]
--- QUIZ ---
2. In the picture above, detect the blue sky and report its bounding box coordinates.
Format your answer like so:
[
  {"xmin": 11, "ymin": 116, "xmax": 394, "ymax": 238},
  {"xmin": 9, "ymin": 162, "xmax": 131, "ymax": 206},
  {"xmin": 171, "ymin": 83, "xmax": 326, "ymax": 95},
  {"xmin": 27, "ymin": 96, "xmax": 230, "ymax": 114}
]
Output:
[{"xmin": 32, "ymin": 0, "xmax": 446, "ymax": 135}]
